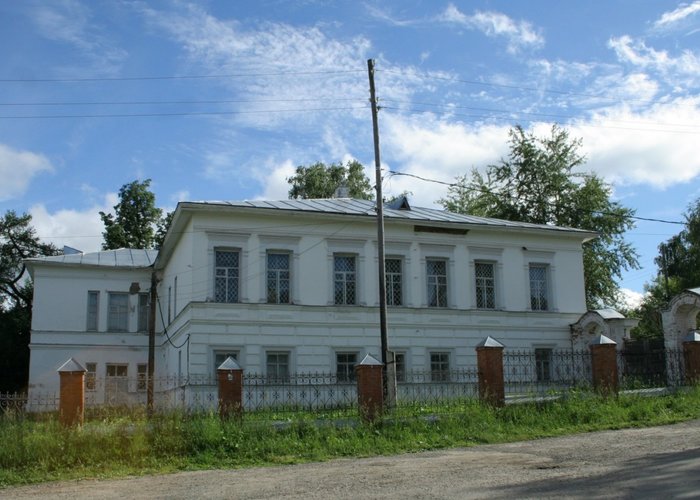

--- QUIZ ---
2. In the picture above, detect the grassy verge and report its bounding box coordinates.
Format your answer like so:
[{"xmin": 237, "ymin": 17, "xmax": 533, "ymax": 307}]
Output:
[{"xmin": 2, "ymin": 387, "xmax": 700, "ymax": 487}]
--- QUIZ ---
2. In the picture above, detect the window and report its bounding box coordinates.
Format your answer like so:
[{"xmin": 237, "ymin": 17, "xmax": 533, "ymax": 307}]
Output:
[
  {"xmin": 215, "ymin": 250, "xmax": 240, "ymax": 303},
  {"xmin": 426, "ymin": 259, "xmax": 448, "ymax": 308},
  {"xmin": 213, "ymin": 351, "xmax": 239, "ymax": 377},
  {"xmin": 385, "ymin": 258, "xmax": 403, "ymax": 306},
  {"xmin": 266, "ymin": 352, "xmax": 290, "ymax": 382},
  {"xmin": 107, "ymin": 293, "xmax": 129, "ymax": 332},
  {"xmin": 394, "ymin": 352, "xmax": 406, "ymax": 383},
  {"xmin": 475, "ymin": 262, "xmax": 496, "ymax": 309},
  {"xmin": 267, "ymin": 252, "xmax": 291, "ymax": 304},
  {"xmin": 336, "ymin": 352, "xmax": 357, "ymax": 382},
  {"xmin": 86, "ymin": 291, "xmax": 99, "ymax": 331},
  {"xmin": 137, "ymin": 363, "xmax": 148, "ymax": 392},
  {"xmin": 430, "ymin": 352, "xmax": 450, "ymax": 382},
  {"xmin": 106, "ymin": 364, "xmax": 128, "ymax": 377},
  {"xmin": 85, "ymin": 362, "xmax": 97, "ymax": 391},
  {"xmin": 334, "ymin": 255, "xmax": 356, "ymax": 305},
  {"xmin": 137, "ymin": 293, "xmax": 150, "ymax": 332},
  {"xmin": 529, "ymin": 264, "xmax": 549, "ymax": 311},
  {"xmin": 535, "ymin": 348, "xmax": 552, "ymax": 382}
]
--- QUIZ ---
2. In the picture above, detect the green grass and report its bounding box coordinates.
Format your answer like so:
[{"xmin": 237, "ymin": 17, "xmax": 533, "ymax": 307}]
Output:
[{"xmin": 2, "ymin": 387, "xmax": 700, "ymax": 487}]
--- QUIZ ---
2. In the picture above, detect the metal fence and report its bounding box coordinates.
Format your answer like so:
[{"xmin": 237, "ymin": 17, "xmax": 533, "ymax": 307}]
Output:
[
  {"xmin": 504, "ymin": 350, "xmax": 593, "ymax": 398},
  {"xmin": 2, "ymin": 347, "xmax": 690, "ymax": 416}
]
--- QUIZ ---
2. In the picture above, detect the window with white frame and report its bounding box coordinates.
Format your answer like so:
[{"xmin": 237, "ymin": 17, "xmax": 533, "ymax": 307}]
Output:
[
  {"xmin": 213, "ymin": 350, "xmax": 239, "ymax": 377},
  {"xmin": 137, "ymin": 363, "xmax": 148, "ymax": 392},
  {"xmin": 85, "ymin": 362, "xmax": 97, "ymax": 391},
  {"xmin": 426, "ymin": 259, "xmax": 448, "ymax": 308},
  {"xmin": 535, "ymin": 348, "xmax": 552, "ymax": 382},
  {"xmin": 105, "ymin": 363, "xmax": 128, "ymax": 396},
  {"xmin": 137, "ymin": 293, "xmax": 149, "ymax": 332},
  {"xmin": 214, "ymin": 249, "xmax": 240, "ymax": 303},
  {"xmin": 267, "ymin": 252, "xmax": 291, "ymax": 304},
  {"xmin": 266, "ymin": 351, "xmax": 290, "ymax": 382},
  {"xmin": 529, "ymin": 264, "xmax": 549, "ymax": 311},
  {"xmin": 334, "ymin": 254, "xmax": 356, "ymax": 305},
  {"xmin": 336, "ymin": 352, "xmax": 357, "ymax": 382},
  {"xmin": 107, "ymin": 292, "xmax": 129, "ymax": 332},
  {"xmin": 86, "ymin": 291, "xmax": 99, "ymax": 331},
  {"xmin": 475, "ymin": 261, "xmax": 496, "ymax": 309},
  {"xmin": 430, "ymin": 352, "xmax": 450, "ymax": 382},
  {"xmin": 385, "ymin": 258, "xmax": 403, "ymax": 306}
]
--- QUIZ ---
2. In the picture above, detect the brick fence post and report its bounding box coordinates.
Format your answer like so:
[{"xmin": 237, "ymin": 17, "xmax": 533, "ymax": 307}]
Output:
[
  {"xmin": 217, "ymin": 356, "xmax": 243, "ymax": 419},
  {"xmin": 355, "ymin": 354, "xmax": 384, "ymax": 422},
  {"xmin": 683, "ymin": 331, "xmax": 700, "ymax": 385},
  {"xmin": 476, "ymin": 336, "xmax": 505, "ymax": 407},
  {"xmin": 57, "ymin": 358, "xmax": 87, "ymax": 427},
  {"xmin": 590, "ymin": 335, "xmax": 618, "ymax": 395}
]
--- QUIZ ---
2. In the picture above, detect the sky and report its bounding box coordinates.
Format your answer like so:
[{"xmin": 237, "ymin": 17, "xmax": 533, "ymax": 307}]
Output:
[{"xmin": 1, "ymin": 1, "xmax": 700, "ymax": 307}]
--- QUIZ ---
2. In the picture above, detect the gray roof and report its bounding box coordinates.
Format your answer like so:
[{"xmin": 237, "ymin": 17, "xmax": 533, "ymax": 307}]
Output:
[
  {"xmin": 594, "ymin": 308, "xmax": 625, "ymax": 320},
  {"xmin": 687, "ymin": 287, "xmax": 700, "ymax": 296},
  {"xmin": 182, "ymin": 198, "xmax": 596, "ymax": 236},
  {"xmin": 26, "ymin": 248, "xmax": 158, "ymax": 269}
]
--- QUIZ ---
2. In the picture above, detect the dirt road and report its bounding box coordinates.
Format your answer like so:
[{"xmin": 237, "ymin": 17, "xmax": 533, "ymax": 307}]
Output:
[{"xmin": 5, "ymin": 419, "xmax": 700, "ymax": 499}]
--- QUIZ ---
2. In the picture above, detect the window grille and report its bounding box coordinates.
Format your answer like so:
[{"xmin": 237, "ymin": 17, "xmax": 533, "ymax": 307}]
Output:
[
  {"xmin": 336, "ymin": 352, "xmax": 357, "ymax": 382},
  {"xmin": 86, "ymin": 291, "xmax": 99, "ymax": 331},
  {"xmin": 426, "ymin": 259, "xmax": 448, "ymax": 307},
  {"xmin": 267, "ymin": 252, "xmax": 290, "ymax": 304},
  {"xmin": 215, "ymin": 250, "xmax": 240, "ymax": 303},
  {"xmin": 529, "ymin": 264, "xmax": 549, "ymax": 311},
  {"xmin": 535, "ymin": 348, "xmax": 553, "ymax": 382},
  {"xmin": 137, "ymin": 293, "xmax": 149, "ymax": 332},
  {"xmin": 334, "ymin": 255, "xmax": 356, "ymax": 305},
  {"xmin": 85, "ymin": 362, "xmax": 97, "ymax": 391},
  {"xmin": 266, "ymin": 352, "xmax": 290, "ymax": 382},
  {"xmin": 137, "ymin": 363, "xmax": 148, "ymax": 392},
  {"xmin": 475, "ymin": 262, "xmax": 496, "ymax": 309},
  {"xmin": 430, "ymin": 352, "xmax": 450, "ymax": 381},
  {"xmin": 107, "ymin": 293, "xmax": 128, "ymax": 332},
  {"xmin": 385, "ymin": 258, "xmax": 403, "ymax": 306}
]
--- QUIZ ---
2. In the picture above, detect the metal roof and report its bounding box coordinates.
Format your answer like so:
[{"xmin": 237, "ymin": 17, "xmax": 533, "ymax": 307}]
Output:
[
  {"xmin": 184, "ymin": 198, "xmax": 595, "ymax": 236},
  {"xmin": 687, "ymin": 287, "xmax": 700, "ymax": 296},
  {"xmin": 26, "ymin": 248, "xmax": 158, "ymax": 268},
  {"xmin": 594, "ymin": 308, "xmax": 626, "ymax": 320}
]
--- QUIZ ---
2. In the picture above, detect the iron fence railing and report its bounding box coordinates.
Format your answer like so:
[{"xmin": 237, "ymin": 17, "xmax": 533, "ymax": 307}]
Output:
[
  {"xmin": 504, "ymin": 349, "xmax": 593, "ymax": 397},
  {"xmin": 397, "ymin": 368, "xmax": 478, "ymax": 408},
  {"xmin": 618, "ymin": 348, "xmax": 684, "ymax": 389}
]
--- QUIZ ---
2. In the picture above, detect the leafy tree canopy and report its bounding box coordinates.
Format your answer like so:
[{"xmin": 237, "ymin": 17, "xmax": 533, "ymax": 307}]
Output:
[
  {"xmin": 1, "ymin": 210, "xmax": 60, "ymax": 309},
  {"xmin": 440, "ymin": 125, "xmax": 639, "ymax": 309},
  {"xmin": 100, "ymin": 179, "xmax": 163, "ymax": 250},
  {"xmin": 287, "ymin": 160, "xmax": 374, "ymax": 200}
]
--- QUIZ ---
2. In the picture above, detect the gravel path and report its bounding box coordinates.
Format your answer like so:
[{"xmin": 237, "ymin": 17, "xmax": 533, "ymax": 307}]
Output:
[{"xmin": 4, "ymin": 419, "xmax": 700, "ymax": 499}]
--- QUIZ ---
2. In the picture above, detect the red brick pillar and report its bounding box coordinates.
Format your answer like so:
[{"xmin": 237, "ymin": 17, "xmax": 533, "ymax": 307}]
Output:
[
  {"xmin": 476, "ymin": 336, "xmax": 505, "ymax": 407},
  {"xmin": 355, "ymin": 354, "xmax": 384, "ymax": 422},
  {"xmin": 57, "ymin": 358, "xmax": 87, "ymax": 427},
  {"xmin": 590, "ymin": 335, "xmax": 618, "ymax": 395},
  {"xmin": 683, "ymin": 332, "xmax": 700, "ymax": 385},
  {"xmin": 217, "ymin": 357, "xmax": 243, "ymax": 419}
]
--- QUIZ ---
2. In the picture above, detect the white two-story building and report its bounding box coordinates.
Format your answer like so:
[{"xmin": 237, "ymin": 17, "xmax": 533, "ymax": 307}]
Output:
[{"xmin": 26, "ymin": 197, "xmax": 630, "ymax": 401}]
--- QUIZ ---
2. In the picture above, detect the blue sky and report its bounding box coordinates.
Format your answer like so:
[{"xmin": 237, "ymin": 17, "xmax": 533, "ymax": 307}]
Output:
[{"xmin": 1, "ymin": 1, "xmax": 700, "ymax": 305}]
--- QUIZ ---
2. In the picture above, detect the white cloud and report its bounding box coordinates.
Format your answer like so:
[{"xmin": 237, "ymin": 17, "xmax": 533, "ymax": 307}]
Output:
[
  {"xmin": 31, "ymin": 0, "xmax": 127, "ymax": 74},
  {"xmin": 439, "ymin": 4, "xmax": 544, "ymax": 53},
  {"xmin": 571, "ymin": 97, "xmax": 700, "ymax": 187},
  {"xmin": 0, "ymin": 144, "xmax": 54, "ymax": 201},
  {"xmin": 620, "ymin": 288, "xmax": 645, "ymax": 310},
  {"xmin": 252, "ymin": 159, "xmax": 297, "ymax": 200},
  {"xmin": 608, "ymin": 36, "xmax": 700, "ymax": 82},
  {"xmin": 29, "ymin": 193, "xmax": 117, "ymax": 254},
  {"xmin": 171, "ymin": 191, "xmax": 190, "ymax": 204},
  {"xmin": 654, "ymin": 1, "xmax": 700, "ymax": 29}
]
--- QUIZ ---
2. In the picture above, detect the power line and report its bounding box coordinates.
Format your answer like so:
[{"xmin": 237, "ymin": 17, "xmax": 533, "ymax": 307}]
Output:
[
  {"xmin": 386, "ymin": 170, "xmax": 686, "ymax": 225},
  {"xmin": 0, "ymin": 97, "xmax": 365, "ymax": 106},
  {"xmin": 0, "ymin": 69, "xmax": 365, "ymax": 83},
  {"xmin": 0, "ymin": 105, "xmax": 368, "ymax": 119}
]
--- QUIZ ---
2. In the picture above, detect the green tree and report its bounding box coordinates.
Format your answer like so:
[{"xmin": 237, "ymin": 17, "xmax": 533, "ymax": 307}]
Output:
[
  {"xmin": 100, "ymin": 179, "xmax": 163, "ymax": 250},
  {"xmin": 631, "ymin": 198, "xmax": 700, "ymax": 338},
  {"xmin": 154, "ymin": 210, "xmax": 174, "ymax": 249},
  {"xmin": 287, "ymin": 160, "xmax": 374, "ymax": 200},
  {"xmin": 0, "ymin": 211, "xmax": 60, "ymax": 391},
  {"xmin": 440, "ymin": 125, "xmax": 639, "ymax": 309}
]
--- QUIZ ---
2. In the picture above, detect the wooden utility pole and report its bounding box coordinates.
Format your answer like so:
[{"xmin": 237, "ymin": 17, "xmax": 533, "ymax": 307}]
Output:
[
  {"xmin": 367, "ymin": 58, "xmax": 395, "ymax": 405},
  {"xmin": 147, "ymin": 271, "xmax": 157, "ymax": 416}
]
